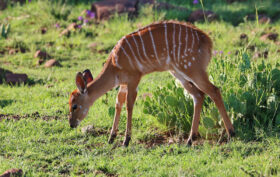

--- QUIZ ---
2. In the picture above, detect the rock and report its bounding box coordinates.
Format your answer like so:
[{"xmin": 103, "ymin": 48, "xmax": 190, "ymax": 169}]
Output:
[
  {"xmin": 240, "ymin": 33, "xmax": 248, "ymax": 41},
  {"xmin": 34, "ymin": 50, "xmax": 51, "ymax": 60},
  {"xmin": 5, "ymin": 73, "xmax": 28, "ymax": 85},
  {"xmin": 168, "ymin": 138, "xmax": 174, "ymax": 145},
  {"xmin": 41, "ymin": 27, "xmax": 47, "ymax": 34},
  {"xmin": 81, "ymin": 125, "xmax": 96, "ymax": 135},
  {"xmin": 247, "ymin": 14, "xmax": 271, "ymax": 24},
  {"xmin": 60, "ymin": 23, "xmax": 79, "ymax": 36},
  {"xmin": 44, "ymin": 59, "xmax": 61, "ymax": 68},
  {"xmin": 0, "ymin": 168, "xmax": 23, "ymax": 177},
  {"xmin": 260, "ymin": 32, "xmax": 278, "ymax": 42},
  {"xmin": 259, "ymin": 16, "xmax": 271, "ymax": 24},
  {"xmin": 91, "ymin": 0, "xmax": 138, "ymax": 21},
  {"xmin": 8, "ymin": 49, "xmax": 18, "ymax": 55},
  {"xmin": 253, "ymin": 50, "xmax": 269, "ymax": 59},
  {"xmin": 188, "ymin": 9, "xmax": 218, "ymax": 23}
]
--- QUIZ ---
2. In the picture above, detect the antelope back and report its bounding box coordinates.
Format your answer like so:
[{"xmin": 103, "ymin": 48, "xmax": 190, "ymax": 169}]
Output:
[{"xmin": 111, "ymin": 21, "xmax": 213, "ymax": 74}]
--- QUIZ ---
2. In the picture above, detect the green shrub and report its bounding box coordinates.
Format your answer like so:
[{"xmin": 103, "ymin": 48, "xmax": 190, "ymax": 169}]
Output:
[{"xmin": 143, "ymin": 51, "xmax": 280, "ymax": 139}]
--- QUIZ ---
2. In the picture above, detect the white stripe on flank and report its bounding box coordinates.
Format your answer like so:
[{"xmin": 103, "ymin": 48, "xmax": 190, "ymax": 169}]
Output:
[
  {"xmin": 172, "ymin": 23, "xmax": 176, "ymax": 62},
  {"xmin": 148, "ymin": 27, "xmax": 160, "ymax": 65},
  {"xmin": 125, "ymin": 38, "xmax": 143, "ymax": 70},
  {"xmin": 132, "ymin": 35, "xmax": 152, "ymax": 71},
  {"xmin": 164, "ymin": 23, "xmax": 170, "ymax": 64},
  {"xmin": 138, "ymin": 31, "xmax": 154, "ymax": 69},
  {"xmin": 195, "ymin": 30, "xmax": 199, "ymax": 42},
  {"xmin": 138, "ymin": 31, "xmax": 151, "ymax": 64},
  {"xmin": 184, "ymin": 27, "xmax": 188, "ymax": 55},
  {"xmin": 191, "ymin": 28, "xmax": 194, "ymax": 51},
  {"xmin": 177, "ymin": 25, "xmax": 182, "ymax": 64},
  {"xmin": 114, "ymin": 54, "xmax": 122, "ymax": 69},
  {"xmin": 121, "ymin": 46, "xmax": 135, "ymax": 70},
  {"xmin": 132, "ymin": 35, "xmax": 143, "ymax": 63}
]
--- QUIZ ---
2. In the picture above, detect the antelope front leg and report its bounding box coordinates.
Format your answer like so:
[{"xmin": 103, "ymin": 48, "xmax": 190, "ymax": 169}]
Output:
[
  {"xmin": 108, "ymin": 85, "xmax": 127, "ymax": 144},
  {"xmin": 123, "ymin": 80, "xmax": 139, "ymax": 147}
]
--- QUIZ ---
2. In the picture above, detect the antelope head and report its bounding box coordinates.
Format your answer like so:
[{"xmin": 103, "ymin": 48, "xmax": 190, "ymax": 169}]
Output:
[{"xmin": 68, "ymin": 69, "xmax": 93, "ymax": 128}]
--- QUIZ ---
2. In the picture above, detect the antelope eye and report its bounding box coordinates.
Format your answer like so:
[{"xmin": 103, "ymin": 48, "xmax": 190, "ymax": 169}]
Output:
[{"xmin": 72, "ymin": 104, "xmax": 78, "ymax": 110}]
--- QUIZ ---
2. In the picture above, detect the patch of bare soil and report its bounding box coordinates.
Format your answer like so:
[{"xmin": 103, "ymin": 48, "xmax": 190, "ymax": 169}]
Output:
[
  {"xmin": 0, "ymin": 168, "xmax": 23, "ymax": 177},
  {"xmin": 137, "ymin": 130, "xmax": 222, "ymax": 148},
  {"xmin": 94, "ymin": 169, "xmax": 118, "ymax": 177},
  {"xmin": 82, "ymin": 125, "xmax": 109, "ymax": 136},
  {"xmin": 0, "ymin": 112, "xmax": 62, "ymax": 121}
]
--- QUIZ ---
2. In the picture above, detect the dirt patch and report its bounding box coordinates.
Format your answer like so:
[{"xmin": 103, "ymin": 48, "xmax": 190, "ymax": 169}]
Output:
[
  {"xmin": 137, "ymin": 130, "xmax": 222, "ymax": 148},
  {"xmin": 0, "ymin": 168, "xmax": 23, "ymax": 177},
  {"xmin": 0, "ymin": 112, "xmax": 63, "ymax": 121},
  {"xmin": 94, "ymin": 169, "xmax": 118, "ymax": 177},
  {"xmin": 82, "ymin": 125, "xmax": 109, "ymax": 136}
]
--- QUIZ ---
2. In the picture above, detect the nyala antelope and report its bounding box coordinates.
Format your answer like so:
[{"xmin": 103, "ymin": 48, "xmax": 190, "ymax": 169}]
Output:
[{"xmin": 69, "ymin": 21, "xmax": 235, "ymax": 146}]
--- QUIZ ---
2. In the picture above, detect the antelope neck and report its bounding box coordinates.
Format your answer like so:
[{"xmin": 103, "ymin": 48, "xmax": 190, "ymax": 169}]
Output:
[{"xmin": 87, "ymin": 63, "xmax": 117, "ymax": 105}]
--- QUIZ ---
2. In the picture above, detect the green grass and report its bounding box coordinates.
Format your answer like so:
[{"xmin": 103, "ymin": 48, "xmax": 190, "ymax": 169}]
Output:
[{"xmin": 0, "ymin": 0, "xmax": 280, "ymax": 176}]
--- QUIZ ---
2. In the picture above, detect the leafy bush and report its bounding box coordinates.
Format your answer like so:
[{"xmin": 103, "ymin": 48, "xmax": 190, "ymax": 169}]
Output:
[{"xmin": 143, "ymin": 51, "xmax": 280, "ymax": 139}]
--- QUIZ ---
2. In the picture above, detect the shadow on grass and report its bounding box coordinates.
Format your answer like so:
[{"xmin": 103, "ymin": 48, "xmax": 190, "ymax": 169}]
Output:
[{"xmin": 0, "ymin": 99, "xmax": 14, "ymax": 108}]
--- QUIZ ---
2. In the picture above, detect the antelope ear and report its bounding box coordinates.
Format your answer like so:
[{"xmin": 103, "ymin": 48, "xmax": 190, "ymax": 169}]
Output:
[
  {"xmin": 76, "ymin": 72, "xmax": 87, "ymax": 94},
  {"xmin": 82, "ymin": 69, "xmax": 94, "ymax": 83}
]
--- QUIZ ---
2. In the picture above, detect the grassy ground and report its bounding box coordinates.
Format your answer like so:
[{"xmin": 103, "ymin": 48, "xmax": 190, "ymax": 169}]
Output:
[{"xmin": 1, "ymin": 0, "xmax": 280, "ymax": 176}]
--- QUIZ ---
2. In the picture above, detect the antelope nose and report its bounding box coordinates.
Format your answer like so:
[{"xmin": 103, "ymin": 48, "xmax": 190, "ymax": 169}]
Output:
[{"xmin": 70, "ymin": 124, "xmax": 75, "ymax": 128}]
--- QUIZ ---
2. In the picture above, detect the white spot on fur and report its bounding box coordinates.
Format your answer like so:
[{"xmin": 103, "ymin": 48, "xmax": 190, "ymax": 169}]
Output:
[
  {"xmin": 192, "ymin": 57, "xmax": 195, "ymax": 61},
  {"xmin": 188, "ymin": 62, "xmax": 191, "ymax": 67},
  {"xmin": 184, "ymin": 64, "xmax": 187, "ymax": 69}
]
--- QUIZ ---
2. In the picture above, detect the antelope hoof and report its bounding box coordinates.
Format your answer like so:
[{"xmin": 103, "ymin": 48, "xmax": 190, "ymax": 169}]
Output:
[
  {"xmin": 186, "ymin": 138, "xmax": 193, "ymax": 146},
  {"xmin": 227, "ymin": 129, "xmax": 236, "ymax": 142},
  {"xmin": 186, "ymin": 133, "xmax": 199, "ymax": 147},
  {"xmin": 218, "ymin": 129, "xmax": 235, "ymax": 144},
  {"xmin": 229, "ymin": 129, "xmax": 236, "ymax": 137},
  {"xmin": 108, "ymin": 134, "xmax": 117, "ymax": 144},
  {"xmin": 123, "ymin": 136, "xmax": 131, "ymax": 147}
]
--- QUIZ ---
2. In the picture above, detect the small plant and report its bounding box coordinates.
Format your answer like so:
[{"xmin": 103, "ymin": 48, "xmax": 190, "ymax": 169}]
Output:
[{"xmin": 0, "ymin": 24, "xmax": 10, "ymax": 39}]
